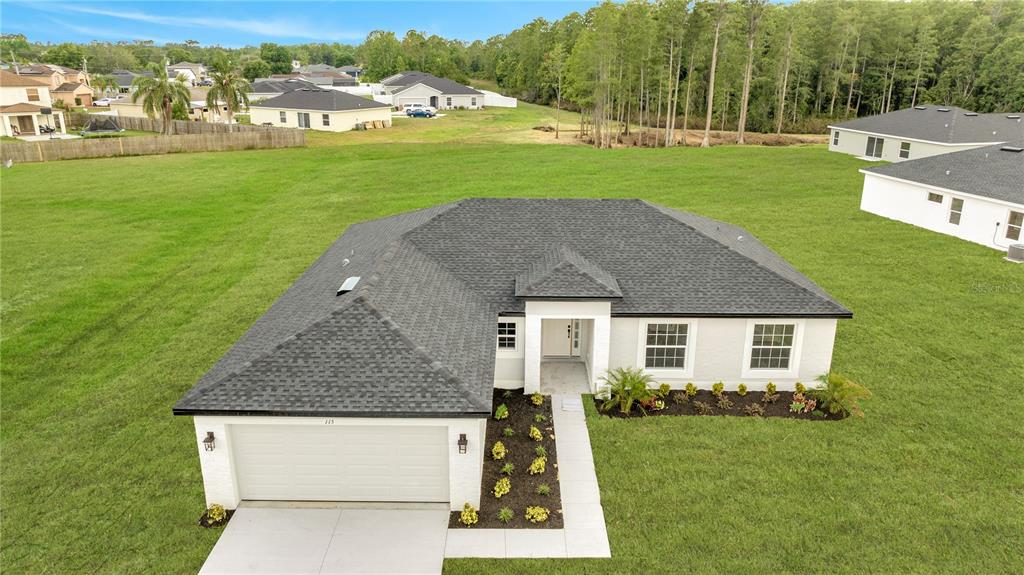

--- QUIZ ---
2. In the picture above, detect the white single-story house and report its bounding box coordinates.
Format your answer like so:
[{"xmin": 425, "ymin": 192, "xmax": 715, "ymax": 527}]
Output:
[
  {"xmin": 381, "ymin": 71, "xmax": 483, "ymax": 110},
  {"xmin": 860, "ymin": 142, "xmax": 1024, "ymax": 252},
  {"xmin": 829, "ymin": 106, "xmax": 1024, "ymax": 162},
  {"xmin": 249, "ymin": 88, "xmax": 392, "ymax": 132},
  {"xmin": 174, "ymin": 199, "xmax": 851, "ymax": 512}
]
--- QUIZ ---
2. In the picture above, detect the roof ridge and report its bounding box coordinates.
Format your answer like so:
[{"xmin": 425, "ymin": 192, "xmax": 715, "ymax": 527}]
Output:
[{"xmin": 642, "ymin": 201, "xmax": 847, "ymax": 314}]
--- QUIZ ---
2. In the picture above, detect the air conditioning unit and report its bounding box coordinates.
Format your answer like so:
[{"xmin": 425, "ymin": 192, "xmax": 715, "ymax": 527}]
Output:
[{"xmin": 1007, "ymin": 244, "xmax": 1024, "ymax": 263}]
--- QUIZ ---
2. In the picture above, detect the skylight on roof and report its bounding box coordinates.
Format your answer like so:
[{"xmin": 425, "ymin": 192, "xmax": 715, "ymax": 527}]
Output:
[
  {"xmin": 937, "ymin": 108, "xmax": 950, "ymax": 112},
  {"xmin": 1008, "ymin": 115, "xmax": 1022, "ymax": 119},
  {"xmin": 1000, "ymin": 146, "xmax": 1023, "ymax": 153},
  {"xmin": 337, "ymin": 276, "xmax": 361, "ymax": 295},
  {"xmin": 964, "ymin": 112, "xmax": 978, "ymax": 116},
  {"xmin": 914, "ymin": 106, "xmax": 927, "ymax": 110}
]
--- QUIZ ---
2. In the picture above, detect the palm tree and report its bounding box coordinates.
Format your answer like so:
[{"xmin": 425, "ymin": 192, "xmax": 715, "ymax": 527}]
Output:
[
  {"xmin": 131, "ymin": 63, "xmax": 191, "ymax": 135},
  {"xmin": 92, "ymin": 74, "xmax": 119, "ymax": 99},
  {"xmin": 205, "ymin": 60, "xmax": 250, "ymax": 130}
]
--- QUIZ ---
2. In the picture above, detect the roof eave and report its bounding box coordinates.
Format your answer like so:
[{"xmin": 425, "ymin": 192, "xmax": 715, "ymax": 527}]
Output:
[{"xmin": 172, "ymin": 406, "xmax": 490, "ymax": 418}]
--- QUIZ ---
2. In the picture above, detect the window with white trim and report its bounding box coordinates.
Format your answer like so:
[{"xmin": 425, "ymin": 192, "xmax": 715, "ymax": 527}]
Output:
[
  {"xmin": 832, "ymin": 130, "xmax": 839, "ymax": 146},
  {"xmin": 279, "ymin": 111, "xmax": 287, "ymax": 123},
  {"xmin": 322, "ymin": 113, "xmax": 330, "ymax": 126},
  {"xmin": 1007, "ymin": 211, "xmax": 1023, "ymax": 241},
  {"xmin": 899, "ymin": 141, "xmax": 911, "ymax": 159},
  {"xmin": 865, "ymin": 136, "xmax": 884, "ymax": 158},
  {"xmin": 446, "ymin": 96, "xmax": 452, "ymax": 107},
  {"xmin": 497, "ymin": 322, "xmax": 517, "ymax": 350},
  {"xmin": 927, "ymin": 192, "xmax": 943, "ymax": 203},
  {"xmin": 749, "ymin": 324, "xmax": 795, "ymax": 369},
  {"xmin": 948, "ymin": 198, "xmax": 964, "ymax": 225},
  {"xmin": 644, "ymin": 323, "xmax": 688, "ymax": 369},
  {"xmin": 471, "ymin": 97, "xmax": 477, "ymax": 107}
]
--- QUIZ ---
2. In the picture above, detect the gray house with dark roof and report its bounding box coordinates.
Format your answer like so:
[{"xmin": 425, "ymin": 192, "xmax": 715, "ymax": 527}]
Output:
[
  {"xmin": 860, "ymin": 142, "xmax": 1024, "ymax": 252},
  {"xmin": 176, "ymin": 199, "xmax": 850, "ymax": 511},
  {"xmin": 380, "ymin": 71, "xmax": 483, "ymax": 110},
  {"xmin": 249, "ymin": 87, "xmax": 392, "ymax": 131},
  {"xmin": 829, "ymin": 106, "xmax": 1024, "ymax": 162}
]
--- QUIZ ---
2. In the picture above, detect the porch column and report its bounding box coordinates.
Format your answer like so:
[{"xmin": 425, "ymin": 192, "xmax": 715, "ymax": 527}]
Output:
[
  {"xmin": 0, "ymin": 116, "xmax": 10, "ymax": 137},
  {"xmin": 30, "ymin": 114, "xmax": 39, "ymax": 135},
  {"xmin": 524, "ymin": 313, "xmax": 542, "ymax": 394},
  {"xmin": 591, "ymin": 314, "xmax": 611, "ymax": 393},
  {"xmin": 56, "ymin": 112, "xmax": 66, "ymax": 134}
]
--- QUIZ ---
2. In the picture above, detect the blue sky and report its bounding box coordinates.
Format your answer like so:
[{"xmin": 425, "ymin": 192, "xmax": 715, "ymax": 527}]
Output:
[{"xmin": 1, "ymin": 1, "xmax": 597, "ymax": 46}]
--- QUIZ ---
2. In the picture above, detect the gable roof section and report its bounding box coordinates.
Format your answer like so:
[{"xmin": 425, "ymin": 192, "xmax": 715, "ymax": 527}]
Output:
[
  {"xmin": 830, "ymin": 106, "xmax": 1024, "ymax": 144},
  {"xmin": 515, "ymin": 244, "xmax": 622, "ymax": 298},
  {"xmin": 52, "ymin": 82, "xmax": 89, "ymax": 92},
  {"xmin": 383, "ymin": 71, "xmax": 481, "ymax": 95},
  {"xmin": 863, "ymin": 142, "xmax": 1024, "ymax": 206},
  {"xmin": 0, "ymin": 102, "xmax": 49, "ymax": 113},
  {"xmin": 0, "ymin": 69, "xmax": 49, "ymax": 87},
  {"xmin": 251, "ymin": 88, "xmax": 390, "ymax": 112},
  {"xmin": 175, "ymin": 199, "xmax": 850, "ymax": 417}
]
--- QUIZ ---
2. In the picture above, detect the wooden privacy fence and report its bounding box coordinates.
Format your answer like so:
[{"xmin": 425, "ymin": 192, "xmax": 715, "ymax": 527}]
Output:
[{"xmin": 68, "ymin": 112, "xmax": 285, "ymax": 135}]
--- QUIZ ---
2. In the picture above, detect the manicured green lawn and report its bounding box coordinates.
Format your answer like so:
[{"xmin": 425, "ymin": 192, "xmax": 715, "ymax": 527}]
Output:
[{"xmin": 1, "ymin": 143, "xmax": 1021, "ymax": 574}]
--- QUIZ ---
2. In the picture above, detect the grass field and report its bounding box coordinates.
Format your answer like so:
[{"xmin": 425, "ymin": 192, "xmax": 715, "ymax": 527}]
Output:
[{"xmin": 1, "ymin": 112, "xmax": 1022, "ymax": 574}]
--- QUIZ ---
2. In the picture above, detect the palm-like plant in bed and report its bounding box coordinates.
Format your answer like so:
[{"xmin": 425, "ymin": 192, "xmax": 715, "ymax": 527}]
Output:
[{"xmin": 598, "ymin": 367, "xmax": 659, "ymax": 415}]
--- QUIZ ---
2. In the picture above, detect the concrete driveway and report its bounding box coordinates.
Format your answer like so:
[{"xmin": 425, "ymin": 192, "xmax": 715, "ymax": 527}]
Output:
[{"xmin": 199, "ymin": 503, "xmax": 449, "ymax": 575}]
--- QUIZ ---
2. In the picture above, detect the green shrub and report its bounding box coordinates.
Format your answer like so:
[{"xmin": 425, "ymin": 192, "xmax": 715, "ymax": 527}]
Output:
[
  {"xmin": 502, "ymin": 426, "xmax": 516, "ymax": 438},
  {"xmin": 497, "ymin": 507, "xmax": 514, "ymax": 523},
  {"xmin": 766, "ymin": 382, "xmax": 777, "ymax": 395},
  {"xmin": 528, "ymin": 456, "xmax": 547, "ymax": 475},
  {"xmin": 529, "ymin": 426, "xmax": 543, "ymax": 441},
  {"xmin": 711, "ymin": 382, "xmax": 725, "ymax": 397},
  {"xmin": 685, "ymin": 382, "xmax": 698, "ymax": 397},
  {"xmin": 811, "ymin": 371, "xmax": 871, "ymax": 417},
  {"xmin": 598, "ymin": 367, "xmax": 658, "ymax": 415},
  {"xmin": 500, "ymin": 462, "xmax": 515, "ymax": 476},
  {"xmin": 494, "ymin": 404, "xmax": 509, "ymax": 420},
  {"xmin": 658, "ymin": 383, "xmax": 671, "ymax": 396},
  {"xmin": 535, "ymin": 445, "xmax": 547, "ymax": 458},
  {"xmin": 795, "ymin": 382, "xmax": 807, "ymax": 394},
  {"xmin": 534, "ymin": 413, "xmax": 547, "ymax": 423},
  {"xmin": 716, "ymin": 394, "xmax": 734, "ymax": 410},
  {"xmin": 536, "ymin": 483, "xmax": 551, "ymax": 496},
  {"xmin": 744, "ymin": 403, "xmax": 765, "ymax": 417},
  {"xmin": 530, "ymin": 393, "xmax": 544, "ymax": 406},
  {"xmin": 694, "ymin": 401, "xmax": 714, "ymax": 415},
  {"xmin": 671, "ymin": 391, "xmax": 688, "ymax": 404},
  {"xmin": 493, "ymin": 477, "xmax": 511, "ymax": 498},
  {"xmin": 525, "ymin": 506, "xmax": 550, "ymax": 523},
  {"xmin": 491, "ymin": 441, "xmax": 507, "ymax": 460},
  {"xmin": 460, "ymin": 503, "xmax": 479, "ymax": 526},
  {"xmin": 737, "ymin": 383, "xmax": 748, "ymax": 396},
  {"xmin": 206, "ymin": 504, "xmax": 227, "ymax": 524}
]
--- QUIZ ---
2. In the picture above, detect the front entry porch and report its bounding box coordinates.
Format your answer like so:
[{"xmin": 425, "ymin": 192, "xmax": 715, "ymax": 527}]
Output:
[
  {"xmin": 540, "ymin": 360, "xmax": 590, "ymax": 395},
  {"xmin": 524, "ymin": 301, "xmax": 611, "ymax": 396}
]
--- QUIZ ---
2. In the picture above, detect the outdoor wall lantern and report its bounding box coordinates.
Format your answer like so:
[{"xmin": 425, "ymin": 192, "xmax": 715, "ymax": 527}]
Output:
[
  {"xmin": 203, "ymin": 431, "xmax": 216, "ymax": 452},
  {"xmin": 457, "ymin": 433, "xmax": 468, "ymax": 454}
]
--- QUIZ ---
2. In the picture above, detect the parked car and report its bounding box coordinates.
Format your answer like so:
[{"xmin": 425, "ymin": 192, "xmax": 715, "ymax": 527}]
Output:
[
  {"xmin": 407, "ymin": 108, "xmax": 436, "ymax": 118},
  {"xmin": 93, "ymin": 98, "xmax": 112, "ymax": 107},
  {"xmin": 198, "ymin": 79, "xmax": 214, "ymax": 87},
  {"xmin": 404, "ymin": 103, "xmax": 436, "ymax": 115}
]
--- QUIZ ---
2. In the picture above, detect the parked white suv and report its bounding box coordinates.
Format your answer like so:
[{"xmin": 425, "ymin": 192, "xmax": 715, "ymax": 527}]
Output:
[{"xmin": 404, "ymin": 103, "xmax": 437, "ymax": 114}]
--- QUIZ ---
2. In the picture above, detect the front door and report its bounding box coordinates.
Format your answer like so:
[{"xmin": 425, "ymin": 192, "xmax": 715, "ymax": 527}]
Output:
[
  {"xmin": 430, "ymin": 95, "xmax": 438, "ymax": 109},
  {"xmin": 297, "ymin": 112, "xmax": 310, "ymax": 128},
  {"xmin": 542, "ymin": 319, "xmax": 581, "ymax": 357}
]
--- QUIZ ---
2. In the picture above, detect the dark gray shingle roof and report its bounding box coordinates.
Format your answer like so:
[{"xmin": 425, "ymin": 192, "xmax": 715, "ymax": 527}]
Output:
[
  {"xmin": 383, "ymin": 71, "xmax": 481, "ymax": 95},
  {"xmin": 515, "ymin": 244, "xmax": 622, "ymax": 298},
  {"xmin": 864, "ymin": 142, "xmax": 1024, "ymax": 205},
  {"xmin": 250, "ymin": 79, "xmax": 318, "ymax": 95},
  {"xmin": 830, "ymin": 106, "xmax": 1024, "ymax": 144},
  {"xmin": 251, "ymin": 88, "xmax": 390, "ymax": 112},
  {"xmin": 175, "ymin": 199, "xmax": 850, "ymax": 417}
]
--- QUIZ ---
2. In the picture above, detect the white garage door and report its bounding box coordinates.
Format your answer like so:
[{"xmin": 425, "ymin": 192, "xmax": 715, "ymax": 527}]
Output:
[{"xmin": 231, "ymin": 425, "xmax": 449, "ymax": 502}]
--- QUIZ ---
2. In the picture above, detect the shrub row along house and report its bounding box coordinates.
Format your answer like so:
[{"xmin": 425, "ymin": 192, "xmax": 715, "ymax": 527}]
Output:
[
  {"xmin": 174, "ymin": 199, "xmax": 850, "ymax": 511},
  {"xmin": 829, "ymin": 106, "xmax": 1024, "ymax": 162},
  {"xmin": 249, "ymin": 87, "xmax": 392, "ymax": 131},
  {"xmin": 0, "ymin": 69, "xmax": 68, "ymax": 137},
  {"xmin": 380, "ymin": 71, "xmax": 483, "ymax": 111}
]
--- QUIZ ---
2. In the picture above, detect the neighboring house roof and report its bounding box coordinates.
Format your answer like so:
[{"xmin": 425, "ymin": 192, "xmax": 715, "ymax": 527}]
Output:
[
  {"xmin": 515, "ymin": 244, "xmax": 622, "ymax": 298},
  {"xmin": 250, "ymin": 88, "xmax": 390, "ymax": 112},
  {"xmin": 830, "ymin": 106, "xmax": 1024, "ymax": 145},
  {"xmin": 0, "ymin": 69, "xmax": 49, "ymax": 87},
  {"xmin": 110, "ymin": 69, "xmax": 153, "ymax": 87},
  {"xmin": 250, "ymin": 78, "xmax": 318, "ymax": 95},
  {"xmin": 863, "ymin": 142, "xmax": 1024, "ymax": 206},
  {"xmin": 52, "ymin": 82, "xmax": 89, "ymax": 92},
  {"xmin": 174, "ymin": 199, "xmax": 850, "ymax": 418},
  {"xmin": 383, "ymin": 71, "xmax": 482, "ymax": 95},
  {"xmin": 338, "ymin": 65, "xmax": 362, "ymax": 74},
  {"xmin": 0, "ymin": 102, "xmax": 49, "ymax": 113}
]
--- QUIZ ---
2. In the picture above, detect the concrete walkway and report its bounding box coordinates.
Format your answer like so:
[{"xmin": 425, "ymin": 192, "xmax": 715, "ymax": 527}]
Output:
[
  {"xmin": 200, "ymin": 503, "xmax": 449, "ymax": 574},
  {"xmin": 444, "ymin": 394, "xmax": 611, "ymax": 559}
]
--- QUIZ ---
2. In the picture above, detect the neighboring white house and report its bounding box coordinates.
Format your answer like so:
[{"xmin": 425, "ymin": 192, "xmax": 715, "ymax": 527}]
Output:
[
  {"xmin": 860, "ymin": 142, "xmax": 1024, "ymax": 252},
  {"xmin": 249, "ymin": 87, "xmax": 392, "ymax": 132},
  {"xmin": 174, "ymin": 199, "xmax": 851, "ymax": 512},
  {"xmin": 0, "ymin": 69, "xmax": 67, "ymax": 137},
  {"xmin": 167, "ymin": 62, "xmax": 206, "ymax": 85},
  {"xmin": 380, "ymin": 71, "xmax": 483, "ymax": 110},
  {"xmin": 829, "ymin": 106, "xmax": 1024, "ymax": 162}
]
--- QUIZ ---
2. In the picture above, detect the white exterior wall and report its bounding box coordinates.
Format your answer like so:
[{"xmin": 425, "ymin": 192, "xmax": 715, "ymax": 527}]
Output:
[
  {"xmin": 607, "ymin": 317, "xmax": 838, "ymax": 391},
  {"xmin": 480, "ymin": 90, "xmax": 517, "ymax": 108},
  {"xmin": 0, "ymin": 85, "xmax": 53, "ymax": 107},
  {"xmin": 494, "ymin": 316, "xmax": 525, "ymax": 388},
  {"xmin": 250, "ymin": 106, "xmax": 392, "ymax": 132},
  {"xmin": 523, "ymin": 301, "xmax": 610, "ymax": 394},
  {"xmin": 860, "ymin": 172, "xmax": 1024, "ymax": 251},
  {"xmin": 828, "ymin": 127, "xmax": 992, "ymax": 162},
  {"xmin": 192, "ymin": 415, "xmax": 485, "ymax": 512},
  {"xmin": 393, "ymin": 84, "xmax": 482, "ymax": 110}
]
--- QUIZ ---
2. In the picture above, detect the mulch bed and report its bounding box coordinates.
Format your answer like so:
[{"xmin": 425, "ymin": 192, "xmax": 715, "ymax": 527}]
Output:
[
  {"xmin": 449, "ymin": 390, "xmax": 564, "ymax": 529},
  {"xmin": 595, "ymin": 389, "xmax": 848, "ymax": 420}
]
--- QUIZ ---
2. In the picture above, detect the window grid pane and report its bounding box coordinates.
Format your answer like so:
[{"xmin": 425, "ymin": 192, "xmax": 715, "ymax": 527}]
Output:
[
  {"xmin": 644, "ymin": 323, "xmax": 687, "ymax": 369},
  {"xmin": 497, "ymin": 322, "xmax": 516, "ymax": 350},
  {"xmin": 750, "ymin": 324, "xmax": 795, "ymax": 369},
  {"xmin": 1007, "ymin": 211, "xmax": 1023, "ymax": 240}
]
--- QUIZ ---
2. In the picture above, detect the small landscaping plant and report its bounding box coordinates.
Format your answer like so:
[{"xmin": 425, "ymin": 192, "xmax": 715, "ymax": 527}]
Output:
[
  {"xmin": 693, "ymin": 401, "xmax": 714, "ymax": 415},
  {"xmin": 789, "ymin": 392, "xmax": 818, "ymax": 414},
  {"xmin": 497, "ymin": 507, "xmax": 514, "ymax": 524},
  {"xmin": 685, "ymin": 382, "xmax": 698, "ymax": 397},
  {"xmin": 530, "ymin": 393, "xmax": 544, "ymax": 406},
  {"xmin": 811, "ymin": 371, "xmax": 872, "ymax": 417},
  {"xmin": 493, "ymin": 477, "xmax": 511, "ymax": 498},
  {"xmin": 716, "ymin": 394, "xmax": 734, "ymax": 410},
  {"xmin": 598, "ymin": 367, "xmax": 658, "ymax": 415},
  {"xmin": 534, "ymin": 413, "xmax": 547, "ymax": 423},
  {"xmin": 494, "ymin": 403, "xmax": 509, "ymax": 420},
  {"xmin": 671, "ymin": 391, "xmax": 688, "ymax": 404},
  {"xmin": 711, "ymin": 382, "xmax": 725, "ymax": 397},
  {"xmin": 795, "ymin": 382, "xmax": 807, "ymax": 394},
  {"xmin": 502, "ymin": 390, "xmax": 512, "ymax": 399},
  {"xmin": 766, "ymin": 382, "xmax": 777, "ymax": 395},
  {"xmin": 737, "ymin": 383, "xmax": 748, "ymax": 397},
  {"xmin": 525, "ymin": 506, "xmax": 550, "ymax": 523},
  {"xmin": 535, "ymin": 445, "xmax": 547, "ymax": 457},
  {"xmin": 502, "ymin": 426, "xmax": 516, "ymax": 438},
  {"xmin": 536, "ymin": 483, "xmax": 551, "ymax": 496},
  {"xmin": 460, "ymin": 503, "xmax": 479, "ymax": 527},
  {"xmin": 744, "ymin": 403, "xmax": 766, "ymax": 417},
  {"xmin": 659, "ymin": 383, "xmax": 671, "ymax": 396},
  {"xmin": 529, "ymin": 425, "xmax": 543, "ymax": 441},
  {"xmin": 761, "ymin": 382, "xmax": 780, "ymax": 404},
  {"xmin": 491, "ymin": 441, "xmax": 507, "ymax": 460},
  {"xmin": 200, "ymin": 504, "xmax": 229, "ymax": 528},
  {"xmin": 500, "ymin": 462, "xmax": 515, "ymax": 476},
  {"xmin": 528, "ymin": 456, "xmax": 547, "ymax": 475}
]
